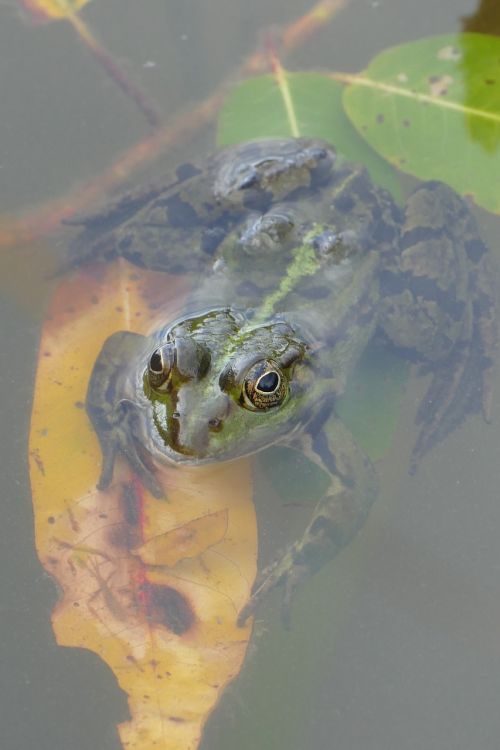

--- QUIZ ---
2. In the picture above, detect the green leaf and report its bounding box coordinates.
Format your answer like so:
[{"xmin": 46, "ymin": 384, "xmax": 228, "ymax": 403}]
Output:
[
  {"xmin": 217, "ymin": 71, "xmax": 402, "ymax": 198},
  {"xmin": 342, "ymin": 33, "xmax": 500, "ymax": 214}
]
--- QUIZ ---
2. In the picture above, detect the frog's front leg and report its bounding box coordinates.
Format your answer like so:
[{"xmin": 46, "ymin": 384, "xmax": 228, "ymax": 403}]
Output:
[
  {"xmin": 237, "ymin": 413, "xmax": 377, "ymax": 627},
  {"xmin": 86, "ymin": 331, "xmax": 163, "ymax": 498}
]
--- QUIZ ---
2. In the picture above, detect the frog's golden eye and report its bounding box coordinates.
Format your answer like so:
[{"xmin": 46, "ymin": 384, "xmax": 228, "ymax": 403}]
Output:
[
  {"xmin": 147, "ymin": 343, "xmax": 175, "ymax": 390},
  {"xmin": 242, "ymin": 360, "xmax": 288, "ymax": 411}
]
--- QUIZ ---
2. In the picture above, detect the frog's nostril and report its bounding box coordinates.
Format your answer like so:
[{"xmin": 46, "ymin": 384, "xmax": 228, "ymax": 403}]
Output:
[
  {"xmin": 172, "ymin": 411, "xmax": 180, "ymax": 419},
  {"xmin": 208, "ymin": 417, "xmax": 223, "ymax": 432}
]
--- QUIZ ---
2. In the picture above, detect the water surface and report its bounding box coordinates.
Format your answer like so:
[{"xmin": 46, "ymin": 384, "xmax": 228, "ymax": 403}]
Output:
[{"xmin": 1, "ymin": 1, "xmax": 500, "ymax": 749}]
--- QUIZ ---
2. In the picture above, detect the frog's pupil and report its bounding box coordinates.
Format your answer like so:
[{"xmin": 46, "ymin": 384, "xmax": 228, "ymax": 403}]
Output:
[
  {"xmin": 150, "ymin": 350, "xmax": 163, "ymax": 373},
  {"xmin": 257, "ymin": 371, "xmax": 279, "ymax": 393}
]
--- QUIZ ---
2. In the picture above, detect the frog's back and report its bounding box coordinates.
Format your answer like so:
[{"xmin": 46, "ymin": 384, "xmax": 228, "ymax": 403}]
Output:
[{"xmin": 69, "ymin": 138, "xmax": 340, "ymax": 273}]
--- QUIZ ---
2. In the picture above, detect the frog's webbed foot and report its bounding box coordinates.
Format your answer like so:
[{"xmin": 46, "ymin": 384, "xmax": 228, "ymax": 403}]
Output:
[
  {"xmin": 86, "ymin": 331, "xmax": 164, "ymax": 499},
  {"xmin": 380, "ymin": 182, "xmax": 497, "ymax": 471},
  {"xmin": 237, "ymin": 550, "xmax": 310, "ymax": 629},
  {"xmin": 94, "ymin": 399, "xmax": 164, "ymax": 499}
]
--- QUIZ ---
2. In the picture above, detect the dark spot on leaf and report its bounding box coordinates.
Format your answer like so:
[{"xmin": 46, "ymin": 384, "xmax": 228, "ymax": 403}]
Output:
[
  {"xmin": 402, "ymin": 119, "xmax": 411, "ymax": 127},
  {"xmin": 141, "ymin": 583, "xmax": 195, "ymax": 634},
  {"xmin": 90, "ymin": 295, "xmax": 99, "ymax": 305},
  {"xmin": 376, "ymin": 114, "xmax": 385, "ymax": 124},
  {"xmin": 169, "ymin": 716, "xmax": 186, "ymax": 723},
  {"xmin": 484, "ymin": 79, "xmax": 496, "ymax": 85},
  {"xmin": 428, "ymin": 75, "xmax": 440, "ymax": 83},
  {"xmin": 47, "ymin": 516, "xmax": 55, "ymax": 524},
  {"xmin": 74, "ymin": 401, "xmax": 84, "ymax": 409}
]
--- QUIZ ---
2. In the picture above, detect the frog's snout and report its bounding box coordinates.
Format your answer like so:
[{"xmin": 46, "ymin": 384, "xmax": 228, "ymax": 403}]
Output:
[{"xmin": 174, "ymin": 393, "xmax": 230, "ymax": 458}]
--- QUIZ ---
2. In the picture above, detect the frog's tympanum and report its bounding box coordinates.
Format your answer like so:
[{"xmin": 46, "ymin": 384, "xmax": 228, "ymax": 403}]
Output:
[{"xmin": 76, "ymin": 138, "xmax": 496, "ymax": 626}]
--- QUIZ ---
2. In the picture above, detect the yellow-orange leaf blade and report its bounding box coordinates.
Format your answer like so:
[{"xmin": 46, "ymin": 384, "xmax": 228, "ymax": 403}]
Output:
[{"xmin": 29, "ymin": 260, "xmax": 257, "ymax": 750}]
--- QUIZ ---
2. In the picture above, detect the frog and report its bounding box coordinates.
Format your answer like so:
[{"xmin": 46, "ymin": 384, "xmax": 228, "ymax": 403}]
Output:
[{"xmin": 74, "ymin": 137, "xmax": 496, "ymax": 627}]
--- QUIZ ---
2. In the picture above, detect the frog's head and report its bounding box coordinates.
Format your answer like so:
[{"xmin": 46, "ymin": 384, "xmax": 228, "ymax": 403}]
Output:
[{"xmin": 143, "ymin": 308, "xmax": 313, "ymax": 463}]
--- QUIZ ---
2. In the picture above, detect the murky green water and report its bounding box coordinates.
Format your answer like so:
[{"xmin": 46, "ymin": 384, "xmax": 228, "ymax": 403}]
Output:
[{"xmin": 2, "ymin": 1, "xmax": 500, "ymax": 749}]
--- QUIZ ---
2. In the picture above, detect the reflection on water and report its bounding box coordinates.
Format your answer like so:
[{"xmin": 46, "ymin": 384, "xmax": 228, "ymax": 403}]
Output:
[{"xmin": 2, "ymin": 1, "xmax": 500, "ymax": 750}]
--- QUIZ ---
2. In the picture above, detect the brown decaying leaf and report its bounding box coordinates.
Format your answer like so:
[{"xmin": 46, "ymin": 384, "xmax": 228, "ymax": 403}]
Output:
[{"xmin": 29, "ymin": 260, "xmax": 257, "ymax": 750}]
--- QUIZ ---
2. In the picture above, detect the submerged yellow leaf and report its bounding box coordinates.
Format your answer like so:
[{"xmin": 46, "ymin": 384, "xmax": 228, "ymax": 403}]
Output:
[
  {"xmin": 134, "ymin": 509, "xmax": 230, "ymax": 568},
  {"xmin": 29, "ymin": 260, "xmax": 257, "ymax": 750}
]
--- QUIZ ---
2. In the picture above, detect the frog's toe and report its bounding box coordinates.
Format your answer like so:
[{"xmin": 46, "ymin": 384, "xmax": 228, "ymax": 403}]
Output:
[
  {"xmin": 95, "ymin": 427, "xmax": 164, "ymax": 499},
  {"xmin": 121, "ymin": 438, "xmax": 164, "ymax": 499},
  {"xmin": 237, "ymin": 552, "xmax": 309, "ymax": 628}
]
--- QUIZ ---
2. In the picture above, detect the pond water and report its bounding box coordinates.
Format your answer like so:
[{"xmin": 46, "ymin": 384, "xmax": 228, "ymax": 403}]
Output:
[{"xmin": 2, "ymin": 1, "xmax": 500, "ymax": 749}]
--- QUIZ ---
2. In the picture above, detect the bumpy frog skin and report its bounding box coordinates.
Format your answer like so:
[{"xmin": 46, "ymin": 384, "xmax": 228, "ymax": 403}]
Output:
[{"xmin": 78, "ymin": 138, "xmax": 496, "ymax": 626}]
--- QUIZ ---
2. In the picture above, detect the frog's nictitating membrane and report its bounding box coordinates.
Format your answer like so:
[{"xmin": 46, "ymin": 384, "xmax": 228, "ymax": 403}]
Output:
[{"xmin": 75, "ymin": 138, "xmax": 496, "ymax": 626}]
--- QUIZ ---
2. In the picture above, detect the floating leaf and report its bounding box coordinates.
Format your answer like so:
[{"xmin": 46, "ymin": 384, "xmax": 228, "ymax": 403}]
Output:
[
  {"xmin": 341, "ymin": 33, "xmax": 500, "ymax": 213},
  {"xmin": 29, "ymin": 261, "xmax": 257, "ymax": 750},
  {"xmin": 218, "ymin": 70, "xmax": 402, "ymax": 198}
]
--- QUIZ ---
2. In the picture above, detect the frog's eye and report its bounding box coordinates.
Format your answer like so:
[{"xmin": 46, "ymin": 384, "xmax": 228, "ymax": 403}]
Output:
[
  {"xmin": 242, "ymin": 360, "xmax": 288, "ymax": 411},
  {"xmin": 147, "ymin": 343, "xmax": 175, "ymax": 390}
]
